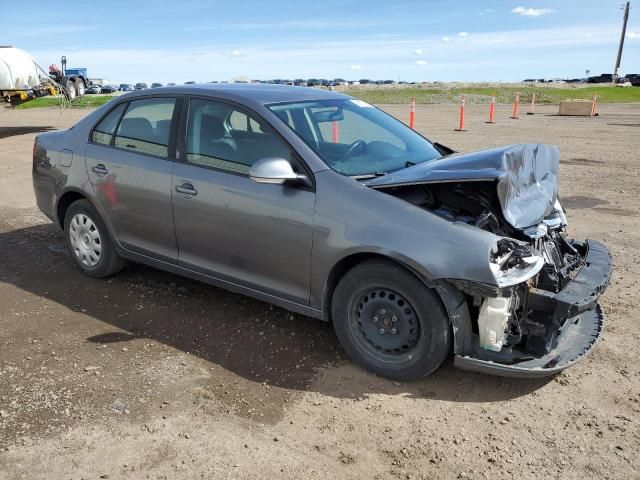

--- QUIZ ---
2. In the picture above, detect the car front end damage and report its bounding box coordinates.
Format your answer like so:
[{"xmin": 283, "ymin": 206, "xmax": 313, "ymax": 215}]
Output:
[
  {"xmin": 449, "ymin": 233, "xmax": 611, "ymax": 378},
  {"xmin": 367, "ymin": 144, "xmax": 612, "ymax": 377}
]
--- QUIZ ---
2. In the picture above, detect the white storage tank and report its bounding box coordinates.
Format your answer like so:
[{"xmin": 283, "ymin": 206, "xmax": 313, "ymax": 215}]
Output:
[{"xmin": 0, "ymin": 46, "xmax": 42, "ymax": 90}]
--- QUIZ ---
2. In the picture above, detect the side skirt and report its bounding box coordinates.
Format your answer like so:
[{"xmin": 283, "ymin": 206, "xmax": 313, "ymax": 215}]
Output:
[{"xmin": 115, "ymin": 246, "xmax": 325, "ymax": 321}]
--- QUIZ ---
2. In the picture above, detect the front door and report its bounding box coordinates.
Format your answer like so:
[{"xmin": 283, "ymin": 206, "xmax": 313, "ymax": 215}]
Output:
[
  {"xmin": 171, "ymin": 98, "xmax": 315, "ymax": 304},
  {"xmin": 86, "ymin": 97, "xmax": 179, "ymax": 262}
]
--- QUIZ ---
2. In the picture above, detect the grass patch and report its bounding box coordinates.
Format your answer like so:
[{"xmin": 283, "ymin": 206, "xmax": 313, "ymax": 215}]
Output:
[
  {"xmin": 14, "ymin": 95, "xmax": 116, "ymax": 110},
  {"xmin": 345, "ymin": 86, "xmax": 640, "ymax": 105}
]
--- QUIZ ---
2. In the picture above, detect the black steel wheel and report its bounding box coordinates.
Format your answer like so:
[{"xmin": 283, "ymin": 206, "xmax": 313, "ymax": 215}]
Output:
[{"xmin": 332, "ymin": 260, "xmax": 450, "ymax": 380}]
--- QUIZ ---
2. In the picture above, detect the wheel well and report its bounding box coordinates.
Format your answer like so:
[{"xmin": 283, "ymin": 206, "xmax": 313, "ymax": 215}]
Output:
[
  {"xmin": 323, "ymin": 253, "xmax": 429, "ymax": 323},
  {"xmin": 57, "ymin": 191, "xmax": 86, "ymax": 228}
]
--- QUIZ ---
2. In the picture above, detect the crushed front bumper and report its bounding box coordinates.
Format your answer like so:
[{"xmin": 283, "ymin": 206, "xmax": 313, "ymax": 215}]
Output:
[{"xmin": 455, "ymin": 239, "xmax": 612, "ymax": 378}]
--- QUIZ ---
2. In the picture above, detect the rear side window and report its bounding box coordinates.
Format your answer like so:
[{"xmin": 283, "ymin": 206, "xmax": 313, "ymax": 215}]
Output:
[
  {"xmin": 91, "ymin": 103, "xmax": 126, "ymax": 145},
  {"xmin": 114, "ymin": 98, "xmax": 176, "ymax": 157}
]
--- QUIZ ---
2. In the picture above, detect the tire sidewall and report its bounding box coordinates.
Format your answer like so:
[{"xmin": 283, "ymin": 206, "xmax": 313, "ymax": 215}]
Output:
[
  {"xmin": 76, "ymin": 79, "xmax": 85, "ymax": 97},
  {"xmin": 64, "ymin": 200, "xmax": 118, "ymax": 278},
  {"xmin": 332, "ymin": 261, "xmax": 450, "ymax": 381},
  {"xmin": 64, "ymin": 79, "xmax": 76, "ymax": 100}
]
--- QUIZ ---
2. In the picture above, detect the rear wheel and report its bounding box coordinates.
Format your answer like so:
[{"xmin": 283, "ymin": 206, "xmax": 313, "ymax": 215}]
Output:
[
  {"xmin": 64, "ymin": 199, "xmax": 125, "ymax": 278},
  {"xmin": 75, "ymin": 78, "xmax": 85, "ymax": 97},
  {"xmin": 332, "ymin": 260, "xmax": 450, "ymax": 381},
  {"xmin": 62, "ymin": 78, "xmax": 76, "ymax": 100}
]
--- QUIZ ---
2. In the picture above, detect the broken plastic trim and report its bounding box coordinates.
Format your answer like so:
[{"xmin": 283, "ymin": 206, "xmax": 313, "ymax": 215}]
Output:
[{"xmin": 489, "ymin": 238, "xmax": 545, "ymax": 288}]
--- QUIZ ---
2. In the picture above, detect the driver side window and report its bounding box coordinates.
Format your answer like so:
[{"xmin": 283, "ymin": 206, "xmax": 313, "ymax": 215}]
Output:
[{"xmin": 186, "ymin": 99, "xmax": 293, "ymax": 174}]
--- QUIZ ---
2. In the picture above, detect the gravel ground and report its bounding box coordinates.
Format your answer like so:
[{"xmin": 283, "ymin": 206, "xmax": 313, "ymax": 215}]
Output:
[{"xmin": 0, "ymin": 103, "xmax": 638, "ymax": 480}]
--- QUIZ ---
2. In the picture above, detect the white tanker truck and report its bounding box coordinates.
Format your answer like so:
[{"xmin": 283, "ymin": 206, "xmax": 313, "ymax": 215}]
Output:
[{"xmin": 0, "ymin": 46, "xmax": 87, "ymax": 105}]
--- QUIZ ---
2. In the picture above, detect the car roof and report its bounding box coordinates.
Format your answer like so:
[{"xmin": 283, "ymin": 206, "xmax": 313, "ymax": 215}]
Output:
[{"xmin": 122, "ymin": 83, "xmax": 352, "ymax": 105}]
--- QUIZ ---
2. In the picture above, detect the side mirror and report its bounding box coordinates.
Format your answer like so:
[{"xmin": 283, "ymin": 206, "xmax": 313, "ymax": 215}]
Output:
[{"xmin": 249, "ymin": 157, "xmax": 308, "ymax": 185}]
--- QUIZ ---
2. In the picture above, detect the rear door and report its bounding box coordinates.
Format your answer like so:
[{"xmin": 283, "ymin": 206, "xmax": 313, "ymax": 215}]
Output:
[
  {"xmin": 86, "ymin": 96, "xmax": 180, "ymax": 262},
  {"xmin": 171, "ymin": 97, "xmax": 315, "ymax": 303}
]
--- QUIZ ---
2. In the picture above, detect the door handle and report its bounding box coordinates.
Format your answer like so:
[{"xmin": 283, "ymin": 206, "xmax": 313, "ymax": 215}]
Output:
[
  {"xmin": 175, "ymin": 183, "xmax": 197, "ymax": 196},
  {"xmin": 92, "ymin": 164, "xmax": 108, "ymax": 175}
]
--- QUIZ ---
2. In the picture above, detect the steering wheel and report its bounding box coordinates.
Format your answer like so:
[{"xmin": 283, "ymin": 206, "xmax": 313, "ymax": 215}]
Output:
[{"xmin": 340, "ymin": 140, "xmax": 367, "ymax": 162}]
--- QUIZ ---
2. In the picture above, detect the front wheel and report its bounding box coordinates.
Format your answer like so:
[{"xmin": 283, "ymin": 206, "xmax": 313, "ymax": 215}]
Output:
[
  {"xmin": 64, "ymin": 199, "xmax": 125, "ymax": 278},
  {"xmin": 332, "ymin": 260, "xmax": 450, "ymax": 381}
]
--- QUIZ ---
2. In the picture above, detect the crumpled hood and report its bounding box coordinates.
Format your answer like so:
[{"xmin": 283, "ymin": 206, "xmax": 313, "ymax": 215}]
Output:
[{"xmin": 365, "ymin": 143, "xmax": 560, "ymax": 229}]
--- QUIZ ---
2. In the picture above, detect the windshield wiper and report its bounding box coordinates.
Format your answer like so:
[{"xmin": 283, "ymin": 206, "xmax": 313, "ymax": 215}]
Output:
[{"xmin": 352, "ymin": 172, "xmax": 387, "ymax": 180}]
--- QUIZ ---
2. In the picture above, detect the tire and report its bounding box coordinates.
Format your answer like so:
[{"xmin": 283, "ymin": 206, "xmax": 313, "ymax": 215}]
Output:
[
  {"xmin": 64, "ymin": 199, "xmax": 125, "ymax": 278},
  {"xmin": 62, "ymin": 78, "xmax": 76, "ymax": 101},
  {"xmin": 332, "ymin": 260, "xmax": 450, "ymax": 381},
  {"xmin": 75, "ymin": 78, "xmax": 85, "ymax": 97}
]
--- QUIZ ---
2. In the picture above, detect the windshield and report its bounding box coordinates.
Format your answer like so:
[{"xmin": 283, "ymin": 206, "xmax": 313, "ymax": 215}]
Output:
[{"xmin": 268, "ymin": 99, "xmax": 441, "ymax": 176}]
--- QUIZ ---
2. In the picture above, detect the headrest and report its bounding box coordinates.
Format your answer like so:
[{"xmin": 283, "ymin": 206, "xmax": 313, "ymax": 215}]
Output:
[
  {"xmin": 201, "ymin": 115, "xmax": 226, "ymax": 139},
  {"xmin": 155, "ymin": 119, "xmax": 171, "ymax": 141},
  {"xmin": 119, "ymin": 117, "xmax": 153, "ymax": 141},
  {"xmin": 274, "ymin": 110, "xmax": 289, "ymax": 125}
]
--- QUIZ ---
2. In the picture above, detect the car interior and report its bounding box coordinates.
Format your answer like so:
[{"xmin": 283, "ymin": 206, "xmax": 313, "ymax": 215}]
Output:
[{"xmin": 186, "ymin": 100, "xmax": 293, "ymax": 171}]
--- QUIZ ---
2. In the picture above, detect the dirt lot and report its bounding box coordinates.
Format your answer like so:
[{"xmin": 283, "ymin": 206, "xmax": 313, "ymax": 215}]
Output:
[{"xmin": 0, "ymin": 103, "xmax": 639, "ymax": 480}]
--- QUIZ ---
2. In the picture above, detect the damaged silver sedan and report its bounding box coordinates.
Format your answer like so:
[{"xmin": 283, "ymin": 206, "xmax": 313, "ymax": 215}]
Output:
[{"xmin": 32, "ymin": 85, "xmax": 612, "ymax": 380}]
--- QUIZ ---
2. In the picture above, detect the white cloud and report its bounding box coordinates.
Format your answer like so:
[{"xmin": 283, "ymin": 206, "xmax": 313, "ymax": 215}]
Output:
[
  {"xmin": 350, "ymin": 64, "xmax": 362, "ymax": 70},
  {"xmin": 413, "ymin": 48, "xmax": 423, "ymax": 55},
  {"xmin": 458, "ymin": 32, "xmax": 469, "ymax": 37},
  {"xmin": 478, "ymin": 8, "xmax": 496, "ymax": 15},
  {"xmin": 441, "ymin": 36, "xmax": 451, "ymax": 42},
  {"xmin": 627, "ymin": 31, "xmax": 640, "ymax": 39},
  {"xmin": 415, "ymin": 60, "xmax": 428, "ymax": 65},
  {"xmin": 511, "ymin": 6, "xmax": 556, "ymax": 17},
  {"xmin": 225, "ymin": 50, "xmax": 246, "ymax": 58}
]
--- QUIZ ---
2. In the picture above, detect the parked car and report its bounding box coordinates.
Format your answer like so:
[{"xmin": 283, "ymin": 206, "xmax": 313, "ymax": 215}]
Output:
[
  {"xmin": 32, "ymin": 84, "xmax": 611, "ymax": 380},
  {"xmin": 167, "ymin": 83, "xmax": 176, "ymax": 86},
  {"xmin": 587, "ymin": 74, "xmax": 613, "ymax": 84},
  {"xmin": 625, "ymin": 74, "xmax": 640, "ymax": 86},
  {"xmin": 184, "ymin": 81, "xmax": 196, "ymax": 84},
  {"xmin": 85, "ymin": 84, "xmax": 102, "ymax": 94},
  {"xmin": 134, "ymin": 83, "xmax": 147, "ymax": 90},
  {"xmin": 151, "ymin": 82, "xmax": 163, "ymax": 88},
  {"xmin": 100, "ymin": 84, "xmax": 118, "ymax": 94},
  {"xmin": 119, "ymin": 84, "xmax": 134, "ymax": 92}
]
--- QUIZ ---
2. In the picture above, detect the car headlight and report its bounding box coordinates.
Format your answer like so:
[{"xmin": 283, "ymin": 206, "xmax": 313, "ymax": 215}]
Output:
[{"xmin": 489, "ymin": 239, "xmax": 545, "ymax": 287}]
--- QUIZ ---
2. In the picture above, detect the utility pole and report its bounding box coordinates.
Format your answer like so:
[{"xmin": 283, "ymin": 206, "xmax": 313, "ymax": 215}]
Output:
[{"xmin": 613, "ymin": 2, "xmax": 631, "ymax": 84}]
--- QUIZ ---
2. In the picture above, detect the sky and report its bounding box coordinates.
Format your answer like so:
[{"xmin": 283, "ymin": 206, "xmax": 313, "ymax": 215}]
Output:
[{"xmin": 4, "ymin": 0, "xmax": 640, "ymax": 84}]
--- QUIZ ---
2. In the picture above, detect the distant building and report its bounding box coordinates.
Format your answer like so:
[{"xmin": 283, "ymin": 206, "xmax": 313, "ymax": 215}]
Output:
[{"xmin": 88, "ymin": 78, "xmax": 113, "ymax": 86}]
